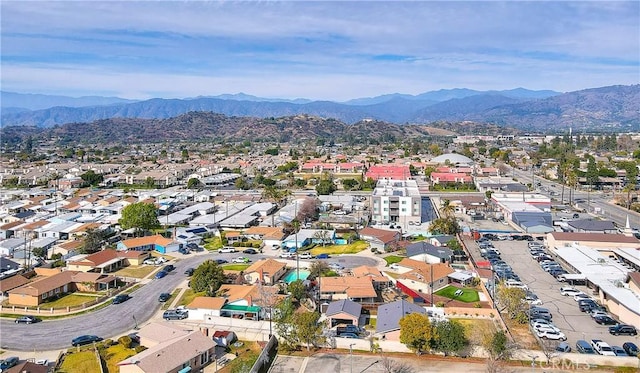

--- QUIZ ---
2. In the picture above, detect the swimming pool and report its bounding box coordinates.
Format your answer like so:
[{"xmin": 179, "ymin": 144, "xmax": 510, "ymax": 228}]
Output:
[{"xmin": 283, "ymin": 269, "xmax": 310, "ymax": 283}]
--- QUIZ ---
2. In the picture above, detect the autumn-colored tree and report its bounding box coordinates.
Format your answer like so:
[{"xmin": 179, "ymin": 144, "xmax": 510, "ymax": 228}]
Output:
[{"xmin": 399, "ymin": 313, "xmax": 434, "ymax": 354}]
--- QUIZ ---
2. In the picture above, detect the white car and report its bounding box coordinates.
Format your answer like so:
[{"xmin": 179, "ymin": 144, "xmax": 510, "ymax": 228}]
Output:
[
  {"xmin": 537, "ymin": 329, "xmax": 567, "ymax": 341},
  {"xmin": 533, "ymin": 323, "xmax": 560, "ymax": 333},
  {"xmin": 573, "ymin": 293, "xmax": 591, "ymax": 302},
  {"xmin": 143, "ymin": 258, "xmax": 157, "ymax": 265},
  {"xmin": 218, "ymin": 247, "xmax": 236, "ymax": 253},
  {"xmin": 389, "ymin": 263, "xmax": 400, "ymax": 270},
  {"xmin": 298, "ymin": 252, "xmax": 312, "ymax": 259},
  {"xmin": 329, "ymin": 263, "xmax": 344, "ymax": 270},
  {"xmin": 279, "ymin": 252, "xmax": 295, "ymax": 259},
  {"xmin": 559, "ymin": 287, "xmax": 581, "ymax": 296},
  {"xmin": 590, "ymin": 310, "xmax": 609, "ymax": 319},
  {"xmin": 231, "ymin": 256, "xmax": 250, "ymax": 263}
]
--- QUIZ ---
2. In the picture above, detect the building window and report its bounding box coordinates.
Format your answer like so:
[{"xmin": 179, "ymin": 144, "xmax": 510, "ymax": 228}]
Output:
[
  {"xmin": 383, "ymin": 208, "xmax": 388, "ymax": 212},
  {"xmin": 401, "ymin": 200, "xmax": 406, "ymax": 204}
]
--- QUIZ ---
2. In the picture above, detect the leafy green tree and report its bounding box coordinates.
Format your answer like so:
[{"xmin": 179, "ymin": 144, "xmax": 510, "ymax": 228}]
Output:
[
  {"xmin": 399, "ymin": 313, "xmax": 434, "ymax": 354},
  {"xmin": 585, "ymin": 156, "xmax": 599, "ymax": 189},
  {"xmin": 80, "ymin": 170, "xmax": 104, "ymax": 187},
  {"xmin": 315, "ymin": 179, "xmax": 336, "ymax": 195},
  {"xmin": 235, "ymin": 177, "xmax": 250, "ymax": 190},
  {"xmin": 82, "ymin": 228, "xmax": 106, "ymax": 254},
  {"xmin": 433, "ymin": 320, "xmax": 467, "ymax": 356},
  {"xmin": 428, "ymin": 217, "xmax": 460, "ymax": 235},
  {"xmin": 287, "ymin": 279, "xmax": 306, "ymax": 301},
  {"xmin": 119, "ymin": 202, "xmax": 160, "ymax": 236},
  {"xmin": 144, "ymin": 177, "xmax": 156, "ymax": 189},
  {"xmin": 274, "ymin": 298, "xmax": 297, "ymax": 350},
  {"xmin": 342, "ymin": 178, "xmax": 359, "ymax": 191},
  {"xmin": 293, "ymin": 311, "xmax": 325, "ymax": 351},
  {"xmin": 487, "ymin": 330, "xmax": 509, "ymax": 359},
  {"xmin": 191, "ymin": 260, "xmax": 226, "ymax": 296},
  {"xmin": 32, "ymin": 247, "xmax": 48, "ymax": 259},
  {"xmin": 497, "ymin": 286, "xmax": 527, "ymax": 323},
  {"xmin": 309, "ymin": 261, "xmax": 330, "ymax": 278},
  {"xmin": 186, "ymin": 178, "xmax": 202, "ymax": 190}
]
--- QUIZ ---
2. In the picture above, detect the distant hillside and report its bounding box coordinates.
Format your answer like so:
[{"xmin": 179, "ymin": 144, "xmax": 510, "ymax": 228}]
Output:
[
  {"xmin": 1, "ymin": 91, "xmax": 137, "ymax": 111},
  {"xmin": 1, "ymin": 86, "xmax": 636, "ymax": 131},
  {"xmin": 0, "ymin": 112, "xmax": 514, "ymax": 146}
]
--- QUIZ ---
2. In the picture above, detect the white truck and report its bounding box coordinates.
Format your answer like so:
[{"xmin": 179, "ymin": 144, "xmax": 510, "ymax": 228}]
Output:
[{"xmin": 591, "ymin": 339, "xmax": 616, "ymax": 356}]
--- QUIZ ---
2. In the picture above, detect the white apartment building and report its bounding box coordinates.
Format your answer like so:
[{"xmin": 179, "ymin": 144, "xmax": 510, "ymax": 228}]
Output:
[{"xmin": 371, "ymin": 179, "xmax": 421, "ymax": 227}]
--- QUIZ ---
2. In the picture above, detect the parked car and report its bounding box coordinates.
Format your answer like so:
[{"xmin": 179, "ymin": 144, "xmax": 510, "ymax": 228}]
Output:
[
  {"xmin": 143, "ymin": 258, "xmax": 157, "ymax": 265},
  {"xmin": 242, "ymin": 248, "xmax": 258, "ymax": 255},
  {"xmin": 339, "ymin": 333, "xmax": 359, "ymax": 339},
  {"xmin": 112, "ymin": 294, "xmax": 130, "ymax": 304},
  {"xmin": 611, "ymin": 346, "xmax": 628, "ymax": 356},
  {"xmin": 163, "ymin": 309, "xmax": 188, "ymax": 320},
  {"xmin": 232, "ymin": 256, "xmax": 250, "ymax": 263},
  {"xmin": 538, "ymin": 330, "xmax": 567, "ymax": 341},
  {"xmin": 316, "ymin": 253, "xmax": 329, "ymax": 259},
  {"xmin": 573, "ymin": 293, "xmax": 592, "ymax": 302},
  {"xmin": 622, "ymin": 342, "xmax": 638, "ymax": 356},
  {"xmin": 154, "ymin": 270, "xmax": 168, "ymax": 279},
  {"xmin": 158, "ymin": 292, "xmax": 171, "ymax": 302},
  {"xmin": 591, "ymin": 339, "xmax": 616, "ymax": 356},
  {"xmin": 184, "ymin": 268, "xmax": 195, "ymax": 276},
  {"xmin": 0, "ymin": 357, "xmax": 19, "ymax": 371},
  {"xmin": 218, "ymin": 247, "xmax": 237, "ymax": 253},
  {"xmin": 215, "ymin": 259, "xmax": 229, "ymax": 265},
  {"xmin": 576, "ymin": 340, "xmax": 595, "ymax": 354},
  {"xmin": 178, "ymin": 247, "xmax": 190, "ymax": 254},
  {"xmin": 154, "ymin": 257, "xmax": 168, "ymax": 264},
  {"xmin": 329, "ymin": 263, "xmax": 345, "ymax": 270},
  {"xmin": 279, "ymin": 252, "xmax": 296, "ymax": 259},
  {"xmin": 298, "ymin": 252, "xmax": 313, "ymax": 259},
  {"xmin": 555, "ymin": 342, "xmax": 571, "ymax": 353},
  {"xmin": 594, "ymin": 315, "xmax": 617, "ymax": 325},
  {"xmin": 14, "ymin": 315, "xmax": 40, "ymax": 324},
  {"xmin": 71, "ymin": 335, "xmax": 102, "ymax": 347},
  {"xmin": 609, "ymin": 324, "xmax": 637, "ymax": 336},
  {"xmin": 163, "ymin": 264, "xmax": 175, "ymax": 272}
]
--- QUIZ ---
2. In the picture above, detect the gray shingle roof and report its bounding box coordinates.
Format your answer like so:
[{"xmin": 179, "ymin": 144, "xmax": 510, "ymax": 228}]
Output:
[
  {"xmin": 568, "ymin": 219, "xmax": 616, "ymax": 232},
  {"xmin": 325, "ymin": 299, "xmax": 362, "ymax": 317},
  {"xmin": 406, "ymin": 241, "xmax": 452, "ymax": 259},
  {"xmin": 375, "ymin": 299, "xmax": 426, "ymax": 334}
]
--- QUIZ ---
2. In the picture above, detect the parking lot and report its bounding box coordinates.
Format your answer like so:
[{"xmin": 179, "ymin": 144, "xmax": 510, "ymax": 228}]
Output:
[{"xmin": 463, "ymin": 228, "xmax": 639, "ymax": 353}]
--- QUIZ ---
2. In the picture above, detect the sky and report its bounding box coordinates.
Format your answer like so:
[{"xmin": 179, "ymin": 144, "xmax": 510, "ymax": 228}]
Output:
[{"xmin": 1, "ymin": 1, "xmax": 639, "ymax": 101}]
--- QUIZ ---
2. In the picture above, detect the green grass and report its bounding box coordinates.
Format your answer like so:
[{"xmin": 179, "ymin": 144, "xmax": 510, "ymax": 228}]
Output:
[
  {"xmin": 435, "ymin": 285, "xmax": 480, "ymax": 303},
  {"xmin": 58, "ymin": 350, "xmax": 101, "ymax": 373},
  {"xmin": 113, "ymin": 265, "xmax": 157, "ymax": 278},
  {"xmin": 177, "ymin": 289, "xmax": 206, "ymax": 306},
  {"xmin": 384, "ymin": 255, "xmax": 404, "ymax": 265},
  {"xmin": 103, "ymin": 343, "xmax": 138, "ymax": 373},
  {"xmin": 204, "ymin": 236, "xmax": 223, "ymax": 251},
  {"xmin": 222, "ymin": 264, "xmax": 251, "ymax": 271},
  {"xmin": 308, "ymin": 240, "xmax": 368, "ymax": 255},
  {"xmin": 40, "ymin": 294, "xmax": 100, "ymax": 308}
]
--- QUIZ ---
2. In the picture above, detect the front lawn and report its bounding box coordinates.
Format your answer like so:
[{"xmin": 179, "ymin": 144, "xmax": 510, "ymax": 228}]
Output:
[
  {"xmin": 161, "ymin": 289, "xmax": 182, "ymax": 310},
  {"xmin": 204, "ymin": 236, "xmax": 223, "ymax": 251},
  {"xmin": 114, "ymin": 265, "xmax": 157, "ymax": 279},
  {"xmin": 58, "ymin": 350, "xmax": 101, "ymax": 373},
  {"xmin": 308, "ymin": 240, "xmax": 368, "ymax": 256},
  {"xmin": 177, "ymin": 289, "xmax": 206, "ymax": 306},
  {"xmin": 384, "ymin": 255, "xmax": 404, "ymax": 265},
  {"xmin": 435, "ymin": 285, "xmax": 479, "ymax": 303},
  {"xmin": 222, "ymin": 264, "xmax": 251, "ymax": 271},
  {"xmin": 40, "ymin": 294, "xmax": 100, "ymax": 308},
  {"xmin": 104, "ymin": 344, "xmax": 138, "ymax": 373}
]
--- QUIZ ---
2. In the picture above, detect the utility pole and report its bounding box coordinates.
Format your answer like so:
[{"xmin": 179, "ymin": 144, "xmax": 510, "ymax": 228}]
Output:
[{"xmin": 350, "ymin": 343, "xmax": 355, "ymax": 373}]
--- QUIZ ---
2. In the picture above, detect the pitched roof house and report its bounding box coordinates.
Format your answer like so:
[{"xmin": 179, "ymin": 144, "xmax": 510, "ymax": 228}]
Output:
[
  {"xmin": 243, "ymin": 258, "xmax": 287, "ymax": 285},
  {"xmin": 319, "ymin": 276, "xmax": 377, "ymax": 303},
  {"xmin": 375, "ymin": 299, "xmax": 426, "ymax": 341},
  {"xmin": 325, "ymin": 299, "xmax": 362, "ymax": 327}
]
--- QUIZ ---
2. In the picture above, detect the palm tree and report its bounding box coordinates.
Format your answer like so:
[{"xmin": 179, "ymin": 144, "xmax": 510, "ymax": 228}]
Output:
[{"xmin": 440, "ymin": 199, "xmax": 455, "ymax": 218}]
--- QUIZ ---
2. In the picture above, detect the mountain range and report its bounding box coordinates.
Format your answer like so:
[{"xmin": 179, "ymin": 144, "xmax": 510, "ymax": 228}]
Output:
[{"xmin": 1, "ymin": 85, "xmax": 638, "ymax": 131}]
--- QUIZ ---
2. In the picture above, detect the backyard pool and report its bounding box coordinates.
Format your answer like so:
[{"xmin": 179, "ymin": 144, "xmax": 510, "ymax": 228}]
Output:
[{"xmin": 283, "ymin": 269, "xmax": 310, "ymax": 283}]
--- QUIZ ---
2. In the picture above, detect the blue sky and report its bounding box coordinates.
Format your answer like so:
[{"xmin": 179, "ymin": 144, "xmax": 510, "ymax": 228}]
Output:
[{"xmin": 1, "ymin": 1, "xmax": 639, "ymax": 101}]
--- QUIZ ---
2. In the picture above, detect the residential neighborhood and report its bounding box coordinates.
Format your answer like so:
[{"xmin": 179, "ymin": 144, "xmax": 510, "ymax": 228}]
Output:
[{"xmin": 1, "ymin": 133, "xmax": 640, "ymax": 372}]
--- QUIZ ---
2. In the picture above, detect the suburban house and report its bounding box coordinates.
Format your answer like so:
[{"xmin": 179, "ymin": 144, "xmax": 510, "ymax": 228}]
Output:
[
  {"xmin": 405, "ymin": 241, "xmax": 453, "ymax": 264},
  {"xmin": 119, "ymin": 326, "xmax": 215, "ymax": 373},
  {"xmin": 8, "ymin": 269, "xmax": 117, "ymax": 306},
  {"xmin": 429, "ymin": 235, "xmax": 456, "ymax": 247},
  {"xmin": 241, "ymin": 226, "xmax": 286, "ymax": 248},
  {"xmin": 319, "ymin": 276, "xmax": 377, "ymax": 303},
  {"xmin": 358, "ymin": 227, "xmax": 400, "ymax": 252},
  {"xmin": 116, "ymin": 234, "xmax": 180, "ymax": 254},
  {"xmin": 350, "ymin": 266, "xmax": 392, "ymax": 289},
  {"xmin": 325, "ymin": 299, "xmax": 362, "ymax": 327},
  {"xmin": 212, "ymin": 330, "xmax": 237, "ymax": 348},
  {"xmin": 0, "ymin": 273, "xmax": 30, "ymax": 297},
  {"xmin": 375, "ymin": 299, "xmax": 426, "ymax": 341},
  {"xmin": 67, "ymin": 249, "xmax": 149, "ymax": 273},
  {"xmin": 281, "ymin": 229, "xmax": 336, "ymax": 250},
  {"xmin": 215, "ymin": 284, "xmax": 267, "ymax": 320},
  {"xmin": 0, "ymin": 257, "xmax": 21, "ymax": 276},
  {"xmin": 186, "ymin": 296, "xmax": 228, "ymax": 321},
  {"xmin": 243, "ymin": 259, "xmax": 287, "ymax": 285},
  {"xmin": 394, "ymin": 259, "xmax": 455, "ymax": 302}
]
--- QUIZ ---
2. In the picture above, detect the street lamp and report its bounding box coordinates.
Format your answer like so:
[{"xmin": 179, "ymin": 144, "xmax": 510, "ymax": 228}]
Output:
[{"xmin": 349, "ymin": 343, "xmax": 356, "ymax": 373}]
